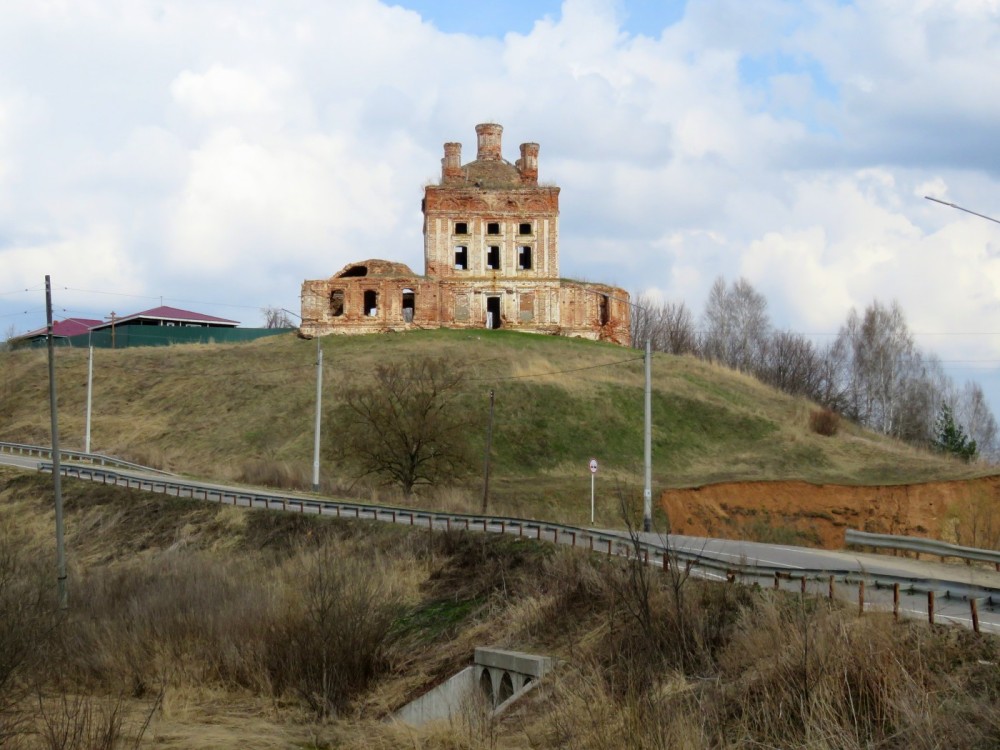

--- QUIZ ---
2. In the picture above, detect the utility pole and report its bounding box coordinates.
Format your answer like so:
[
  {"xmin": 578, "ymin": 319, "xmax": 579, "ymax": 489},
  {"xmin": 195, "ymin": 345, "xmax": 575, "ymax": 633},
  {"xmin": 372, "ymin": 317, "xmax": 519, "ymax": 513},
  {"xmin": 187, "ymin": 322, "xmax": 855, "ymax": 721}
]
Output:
[
  {"xmin": 108, "ymin": 311, "xmax": 117, "ymax": 349},
  {"xmin": 481, "ymin": 389, "xmax": 495, "ymax": 513},
  {"xmin": 45, "ymin": 276, "xmax": 68, "ymax": 609},
  {"xmin": 643, "ymin": 336, "xmax": 652, "ymax": 532},
  {"xmin": 85, "ymin": 341, "xmax": 93, "ymax": 454},
  {"xmin": 312, "ymin": 342, "xmax": 323, "ymax": 492}
]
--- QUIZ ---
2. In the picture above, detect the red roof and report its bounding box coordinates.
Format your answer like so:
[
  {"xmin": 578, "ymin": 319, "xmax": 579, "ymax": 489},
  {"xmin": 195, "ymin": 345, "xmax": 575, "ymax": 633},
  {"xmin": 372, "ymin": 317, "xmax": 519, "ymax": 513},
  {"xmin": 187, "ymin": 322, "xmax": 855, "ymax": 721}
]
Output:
[
  {"xmin": 16, "ymin": 318, "xmax": 103, "ymax": 340},
  {"xmin": 89, "ymin": 306, "xmax": 239, "ymax": 330}
]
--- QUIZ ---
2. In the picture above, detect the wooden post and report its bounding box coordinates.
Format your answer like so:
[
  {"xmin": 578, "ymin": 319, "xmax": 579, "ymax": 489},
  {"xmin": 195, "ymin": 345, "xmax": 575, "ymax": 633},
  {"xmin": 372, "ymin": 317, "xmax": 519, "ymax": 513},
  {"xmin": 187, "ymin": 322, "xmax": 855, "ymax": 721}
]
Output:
[
  {"xmin": 927, "ymin": 591, "xmax": 935, "ymax": 625},
  {"xmin": 570, "ymin": 531, "xmax": 576, "ymax": 547},
  {"xmin": 800, "ymin": 576, "xmax": 807, "ymax": 595},
  {"xmin": 607, "ymin": 539, "xmax": 612, "ymax": 555},
  {"xmin": 774, "ymin": 572, "xmax": 781, "ymax": 590},
  {"xmin": 893, "ymin": 583, "xmax": 900, "ymax": 622},
  {"xmin": 858, "ymin": 579, "xmax": 865, "ymax": 615},
  {"xmin": 446, "ymin": 517, "xmax": 451, "ymax": 532},
  {"xmin": 971, "ymin": 598, "xmax": 981, "ymax": 634}
]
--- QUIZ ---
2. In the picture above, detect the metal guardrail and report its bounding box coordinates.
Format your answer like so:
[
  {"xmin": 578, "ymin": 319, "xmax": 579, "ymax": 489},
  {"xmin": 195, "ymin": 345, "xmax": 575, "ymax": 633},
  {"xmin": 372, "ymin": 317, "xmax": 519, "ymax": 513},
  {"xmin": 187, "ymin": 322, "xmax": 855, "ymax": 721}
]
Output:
[
  {"xmin": 35, "ymin": 462, "xmax": 1000, "ymax": 611},
  {"xmin": 846, "ymin": 529, "xmax": 1000, "ymax": 569},
  {"xmin": 0, "ymin": 441, "xmax": 174, "ymax": 476}
]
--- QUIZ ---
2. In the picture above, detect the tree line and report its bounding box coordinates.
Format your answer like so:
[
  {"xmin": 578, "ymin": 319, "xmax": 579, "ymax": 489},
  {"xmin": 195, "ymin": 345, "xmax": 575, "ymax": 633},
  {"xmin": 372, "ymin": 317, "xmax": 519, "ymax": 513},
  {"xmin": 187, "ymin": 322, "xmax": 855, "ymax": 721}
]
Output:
[{"xmin": 631, "ymin": 277, "xmax": 998, "ymax": 461}]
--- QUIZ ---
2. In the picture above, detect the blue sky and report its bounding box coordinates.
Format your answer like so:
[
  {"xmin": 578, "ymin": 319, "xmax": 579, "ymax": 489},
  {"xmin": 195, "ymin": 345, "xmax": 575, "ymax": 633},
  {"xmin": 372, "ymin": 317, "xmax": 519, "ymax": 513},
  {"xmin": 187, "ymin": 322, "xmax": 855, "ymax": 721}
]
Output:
[{"xmin": 2, "ymin": 0, "xmax": 1000, "ymax": 426}]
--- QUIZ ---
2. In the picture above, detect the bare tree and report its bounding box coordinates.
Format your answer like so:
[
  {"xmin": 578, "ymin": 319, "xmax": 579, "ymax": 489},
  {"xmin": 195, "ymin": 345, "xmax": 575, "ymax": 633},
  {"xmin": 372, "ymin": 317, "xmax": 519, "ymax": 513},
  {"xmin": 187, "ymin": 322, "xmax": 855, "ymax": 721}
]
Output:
[
  {"xmin": 331, "ymin": 356, "xmax": 478, "ymax": 497},
  {"xmin": 631, "ymin": 294, "xmax": 699, "ymax": 355},
  {"xmin": 261, "ymin": 307, "xmax": 296, "ymax": 329},
  {"xmin": 956, "ymin": 382, "xmax": 998, "ymax": 462},
  {"xmin": 758, "ymin": 330, "xmax": 824, "ymax": 398},
  {"xmin": 700, "ymin": 276, "xmax": 770, "ymax": 374}
]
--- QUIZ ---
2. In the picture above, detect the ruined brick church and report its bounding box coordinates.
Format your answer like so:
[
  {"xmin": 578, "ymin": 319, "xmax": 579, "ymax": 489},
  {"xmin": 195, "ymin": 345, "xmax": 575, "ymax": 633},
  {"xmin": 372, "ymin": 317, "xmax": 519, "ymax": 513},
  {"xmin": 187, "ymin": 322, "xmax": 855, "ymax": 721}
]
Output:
[{"xmin": 300, "ymin": 123, "xmax": 630, "ymax": 345}]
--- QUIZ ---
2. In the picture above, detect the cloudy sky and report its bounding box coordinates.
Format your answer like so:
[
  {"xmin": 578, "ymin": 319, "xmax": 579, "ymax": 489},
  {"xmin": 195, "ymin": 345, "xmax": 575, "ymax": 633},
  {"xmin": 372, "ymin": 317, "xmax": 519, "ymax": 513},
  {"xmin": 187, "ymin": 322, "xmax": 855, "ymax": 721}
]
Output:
[{"xmin": 2, "ymin": 0, "xmax": 1000, "ymax": 410}]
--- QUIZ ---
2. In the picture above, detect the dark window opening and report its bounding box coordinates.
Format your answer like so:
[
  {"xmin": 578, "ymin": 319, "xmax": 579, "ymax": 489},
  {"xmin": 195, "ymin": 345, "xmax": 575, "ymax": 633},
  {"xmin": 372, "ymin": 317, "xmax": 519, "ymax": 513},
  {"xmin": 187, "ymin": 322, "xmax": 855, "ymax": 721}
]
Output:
[
  {"xmin": 402, "ymin": 289, "xmax": 414, "ymax": 323},
  {"xmin": 487, "ymin": 222, "xmax": 500, "ymax": 235},
  {"xmin": 455, "ymin": 222, "xmax": 468, "ymax": 235},
  {"xmin": 518, "ymin": 246, "xmax": 532, "ymax": 270},
  {"xmin": 486, "ymin": 246, "xmax": 500, "ymax": 270},
  {"xmin": 486, "ymin": 296, "xmax": 501, "ymax": 329},
  {"xmin": 330, "ymin": 289, "xmax": 344, "ymax": 317},
  {"xmin": 519, "ymin": 222, "xmax": 532, "ymax": 235},
  {"xmin": 364, "ymin": 290, "xmax": 378, "ymax": 317},
  {"xmin": 341, "ymin": 265, "xmax": 367, "ymax": 277},
  {"xmin": 599, "ymin": 294, "xmax": 609, "ymax": 326},
  {"xmin": 455, "ymin": 245, "xmax": 468, "ymax": 270}
]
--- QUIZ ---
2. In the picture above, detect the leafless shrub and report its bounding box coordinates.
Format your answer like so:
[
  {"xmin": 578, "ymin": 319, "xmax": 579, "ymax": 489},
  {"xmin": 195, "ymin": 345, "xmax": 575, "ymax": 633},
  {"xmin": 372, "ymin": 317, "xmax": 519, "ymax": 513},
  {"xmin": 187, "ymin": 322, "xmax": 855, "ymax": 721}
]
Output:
[
  {"xmin": 0, "ymin": 524, "xmax": 55, "ymax": 746},
  {"xmin": 268, "ymin": 542, "xmax": 401, "ymax": 718},
  {"xmin": 35, "ymin": 690, "xmax": 159, "ymax": 750},
  {"xmin": 809, "ymin": 407, "xmax": 840, "ymax": 436}
]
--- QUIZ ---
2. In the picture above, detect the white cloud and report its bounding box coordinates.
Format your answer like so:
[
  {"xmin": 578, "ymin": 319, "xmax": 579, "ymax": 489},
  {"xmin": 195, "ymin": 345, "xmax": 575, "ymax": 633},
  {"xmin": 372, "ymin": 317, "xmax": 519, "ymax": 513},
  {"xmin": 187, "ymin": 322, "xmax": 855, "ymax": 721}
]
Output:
[{"xmin": 2, "ymin": 0, "xmax": 1000, "ymax": 412}]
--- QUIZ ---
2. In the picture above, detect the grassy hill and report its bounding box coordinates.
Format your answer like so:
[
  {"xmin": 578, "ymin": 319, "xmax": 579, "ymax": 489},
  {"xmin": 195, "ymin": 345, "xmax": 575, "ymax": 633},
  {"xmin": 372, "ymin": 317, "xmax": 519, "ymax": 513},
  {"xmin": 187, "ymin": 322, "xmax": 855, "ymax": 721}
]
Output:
[{"xmin": 1, "ymin": 329, "xmax": 991, "ymax": 528}]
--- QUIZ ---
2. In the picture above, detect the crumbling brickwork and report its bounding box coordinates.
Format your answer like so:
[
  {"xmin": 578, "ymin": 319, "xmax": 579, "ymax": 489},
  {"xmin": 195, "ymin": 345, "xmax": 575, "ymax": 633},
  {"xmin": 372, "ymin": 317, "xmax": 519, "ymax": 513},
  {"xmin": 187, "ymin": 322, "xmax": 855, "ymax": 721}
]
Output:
[{"xmin": 300, "ymin": 123, "xmax": 631, "ymax": 346}]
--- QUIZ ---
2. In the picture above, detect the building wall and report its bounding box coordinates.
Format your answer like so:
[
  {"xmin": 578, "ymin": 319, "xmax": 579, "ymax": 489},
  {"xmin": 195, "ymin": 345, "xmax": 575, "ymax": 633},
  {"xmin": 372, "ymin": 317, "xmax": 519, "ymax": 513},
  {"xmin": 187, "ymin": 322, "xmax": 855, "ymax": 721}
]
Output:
[{"xmin": 300, "ymin": 124, "xmax": 630, "ymax": 347}]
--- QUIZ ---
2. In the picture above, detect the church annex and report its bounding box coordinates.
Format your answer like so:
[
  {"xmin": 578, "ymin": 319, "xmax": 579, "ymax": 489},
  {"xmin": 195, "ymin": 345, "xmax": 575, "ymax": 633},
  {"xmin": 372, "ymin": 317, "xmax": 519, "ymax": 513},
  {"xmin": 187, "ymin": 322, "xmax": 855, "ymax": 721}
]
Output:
[{"xmin": 300, "ymin": 123, "xmax": 630, "ymax": 346}]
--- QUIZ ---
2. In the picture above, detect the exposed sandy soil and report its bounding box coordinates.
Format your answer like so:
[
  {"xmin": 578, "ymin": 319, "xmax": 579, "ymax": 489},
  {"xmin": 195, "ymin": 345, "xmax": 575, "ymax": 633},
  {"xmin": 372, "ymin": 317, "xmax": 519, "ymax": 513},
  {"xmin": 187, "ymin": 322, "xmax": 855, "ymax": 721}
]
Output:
[{"xmin": 661, "ymin": 475, "xmax": 1000, "ymax": 549}]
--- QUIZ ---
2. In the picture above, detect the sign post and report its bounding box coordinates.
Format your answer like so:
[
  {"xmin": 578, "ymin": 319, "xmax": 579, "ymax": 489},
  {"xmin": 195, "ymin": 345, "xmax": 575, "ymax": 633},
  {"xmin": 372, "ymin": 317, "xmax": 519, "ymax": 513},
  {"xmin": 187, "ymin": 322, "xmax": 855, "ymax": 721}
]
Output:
[{"xmin": 589, "ymin": 458, "xmax": 598, "ymax": 524}]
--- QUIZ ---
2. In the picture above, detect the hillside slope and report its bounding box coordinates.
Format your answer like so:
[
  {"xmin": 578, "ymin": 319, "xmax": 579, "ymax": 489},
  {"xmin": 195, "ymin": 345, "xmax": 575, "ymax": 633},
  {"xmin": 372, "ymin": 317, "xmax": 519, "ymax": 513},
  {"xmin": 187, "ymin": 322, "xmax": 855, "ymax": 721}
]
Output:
[
  {"xmin": 0, "ymin": 329, "xmax": 992, "ymax": 529},
  {"xmin": 2, "ymin": 468, "xmax": 999, "ymax": 749}
]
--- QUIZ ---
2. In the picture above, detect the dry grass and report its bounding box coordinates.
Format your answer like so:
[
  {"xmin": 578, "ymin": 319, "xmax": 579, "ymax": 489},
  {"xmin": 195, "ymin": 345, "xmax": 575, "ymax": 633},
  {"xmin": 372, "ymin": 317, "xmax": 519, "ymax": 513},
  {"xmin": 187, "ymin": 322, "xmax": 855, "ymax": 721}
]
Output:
[
  {"xmin": 3, "ymin": 469, "xmax": 1000, "ymax": 748},
  {"xmin": 1, "ymin": 330, "xmax": 990, "ymax": 527}
]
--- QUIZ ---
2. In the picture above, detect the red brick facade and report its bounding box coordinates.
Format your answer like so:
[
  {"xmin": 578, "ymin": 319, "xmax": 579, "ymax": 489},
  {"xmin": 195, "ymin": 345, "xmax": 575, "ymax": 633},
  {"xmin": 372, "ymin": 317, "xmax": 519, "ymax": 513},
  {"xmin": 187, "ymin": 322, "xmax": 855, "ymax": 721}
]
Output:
[{"xmin": 300, "ymin": 124, "xmax": 630, "ymax": 346}]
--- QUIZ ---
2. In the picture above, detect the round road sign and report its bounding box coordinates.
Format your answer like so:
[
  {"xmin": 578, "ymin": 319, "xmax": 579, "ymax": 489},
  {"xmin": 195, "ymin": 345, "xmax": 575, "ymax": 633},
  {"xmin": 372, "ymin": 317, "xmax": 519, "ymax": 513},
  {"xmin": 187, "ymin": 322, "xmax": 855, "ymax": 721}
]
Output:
[{"xmin": 589, "ymin": 458, "xmax": 598, "ymax": 474}]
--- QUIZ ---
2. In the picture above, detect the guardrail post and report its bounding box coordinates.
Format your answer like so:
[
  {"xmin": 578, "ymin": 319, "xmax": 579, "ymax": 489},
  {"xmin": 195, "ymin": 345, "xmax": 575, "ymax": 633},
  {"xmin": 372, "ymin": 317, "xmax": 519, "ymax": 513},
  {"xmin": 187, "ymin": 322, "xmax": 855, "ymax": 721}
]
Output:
[
  {"xmin": 773, "ymin": 572, "xmax": 781, "ymax": 590},
  {"xmin": 800, "ymin": 576, "xmax": 807, "ymax": 595},
  {"xmin": 928, "ymin": 591, "xmax": 935, "ymax": 625},
  {"xmin": 500, "ymin": 521, "xmax": 505, "ymax": 535},
  {"xmin": 538, "ymin": 526, "xmax": 542, "ymax": 541},
  {"xmin": 446, "ymin": 517, "xmax": 450, "ymax": 532},
  {"xmin": 643, "ymin": 548, "xmax": 649, "ymax": 564},
  {"xmin": 971, "ymin": 598, "xmax": 981, "ymax": 634},
  {"xmin": 858, "ymin": 580, "xmax": 865, "ymax": 615},
  {"xmin": 519, "ymin": 523, "xmax": 523, "ymax": 538},
  {"xmin": 607, "ymin": 539, "xmax": 612, "ymax": 555},
  {"xmin": 570, "ymin": 531, "xmax": 576, "ymax": 547},
  {"xmin": 893, "ymin": 583, "xmax": 900, "ymax": 622}
]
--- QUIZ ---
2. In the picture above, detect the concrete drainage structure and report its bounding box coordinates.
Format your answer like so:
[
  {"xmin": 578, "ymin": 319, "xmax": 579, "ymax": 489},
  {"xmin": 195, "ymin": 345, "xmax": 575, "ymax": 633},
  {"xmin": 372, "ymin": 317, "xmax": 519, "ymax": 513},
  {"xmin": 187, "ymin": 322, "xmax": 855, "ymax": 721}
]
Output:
[{"xmin": 394, "ymin": 647, "xmax": 553, "ymax": 726}]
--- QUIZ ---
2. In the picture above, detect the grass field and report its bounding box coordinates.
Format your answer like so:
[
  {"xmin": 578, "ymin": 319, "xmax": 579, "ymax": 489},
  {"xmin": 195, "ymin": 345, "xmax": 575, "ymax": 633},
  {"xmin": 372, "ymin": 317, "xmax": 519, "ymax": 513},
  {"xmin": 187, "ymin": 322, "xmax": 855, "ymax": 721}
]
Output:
[{"xmin": 0, "ymin": 329, "xmax": 991, "ymax": 530}]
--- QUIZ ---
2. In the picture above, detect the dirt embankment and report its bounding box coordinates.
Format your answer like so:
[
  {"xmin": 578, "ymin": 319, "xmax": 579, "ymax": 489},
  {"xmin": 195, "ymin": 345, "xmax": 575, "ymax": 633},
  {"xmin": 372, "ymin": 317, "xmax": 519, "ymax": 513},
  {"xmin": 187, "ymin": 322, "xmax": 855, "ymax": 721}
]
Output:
[{"xmin": 661, "ymin": 475, "xmax": 1000, "ymax": 549}]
